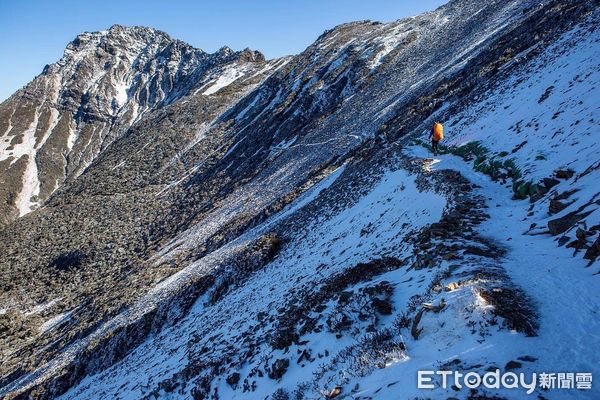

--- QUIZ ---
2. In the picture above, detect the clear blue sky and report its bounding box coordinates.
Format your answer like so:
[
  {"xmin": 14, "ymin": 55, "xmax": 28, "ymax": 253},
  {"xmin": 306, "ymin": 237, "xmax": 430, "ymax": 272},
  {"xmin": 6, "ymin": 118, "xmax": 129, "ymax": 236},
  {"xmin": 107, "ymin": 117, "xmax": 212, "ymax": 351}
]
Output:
[{"xmin": 0, "ymin": 0, "xmax": 448, "ymax": 102}]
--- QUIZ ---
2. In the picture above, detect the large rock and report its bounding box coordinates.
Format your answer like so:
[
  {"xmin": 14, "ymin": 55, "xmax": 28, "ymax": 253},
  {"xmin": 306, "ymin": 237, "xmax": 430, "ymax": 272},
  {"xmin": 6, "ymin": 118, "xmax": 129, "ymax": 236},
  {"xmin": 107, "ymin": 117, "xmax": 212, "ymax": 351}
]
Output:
[
  {"xmin": 268, "ymin": 358, "xmax": 290, "ymax": 380},
  {"xmin": 547, "ymin": 210, "xmax": 592, "ymax": 236},
  {"xmin": 549, "ymin": 198, "xmax": 568, "ymax": 214},
  {"xmin": 584, "ymin": 236, "xmax": 600, "ymax": 261}
]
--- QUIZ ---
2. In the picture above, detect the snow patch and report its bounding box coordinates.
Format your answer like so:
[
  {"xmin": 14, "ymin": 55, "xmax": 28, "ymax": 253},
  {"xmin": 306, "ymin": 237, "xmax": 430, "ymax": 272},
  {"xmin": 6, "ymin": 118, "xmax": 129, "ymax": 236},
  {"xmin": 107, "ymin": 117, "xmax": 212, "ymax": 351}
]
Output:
[
  {"xmin": 39, "ymin": 311, "xmax": 72, "ymax": 334},
  {"xmin": 202, "ymin": 65, "xmax": 247, "ymax": 95}
]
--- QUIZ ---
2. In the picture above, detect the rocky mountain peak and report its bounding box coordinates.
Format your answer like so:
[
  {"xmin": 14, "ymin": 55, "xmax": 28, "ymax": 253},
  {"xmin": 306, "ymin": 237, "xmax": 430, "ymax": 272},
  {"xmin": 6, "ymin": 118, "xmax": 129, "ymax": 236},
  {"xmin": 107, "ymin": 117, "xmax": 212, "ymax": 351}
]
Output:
[
  {"xmin": 238, "ymin": 47, "xmax": 266, "ymax": 62},
  {"xmin": 61, "ymin": 25, "xmax": 170, "ymax": 63},
  {"xmin": 217, "ymin": 45, "xmax": 234, "ymax": 56},
  {"xmin": 0, "ymin": 25, "xmax": 270, "ymax": 224},
  {"xmin": 53, "ymin": 24, "xmax": 194, "ymax": 78}
]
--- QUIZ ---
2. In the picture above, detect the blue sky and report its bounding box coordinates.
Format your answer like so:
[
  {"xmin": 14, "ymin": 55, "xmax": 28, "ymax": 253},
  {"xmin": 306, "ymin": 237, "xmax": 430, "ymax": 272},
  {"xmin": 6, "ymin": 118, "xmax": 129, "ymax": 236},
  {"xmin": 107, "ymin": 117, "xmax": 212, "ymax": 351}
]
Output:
[{"xmin": 0, "ymin": 0, "xmax": 448, "ymax": 102}]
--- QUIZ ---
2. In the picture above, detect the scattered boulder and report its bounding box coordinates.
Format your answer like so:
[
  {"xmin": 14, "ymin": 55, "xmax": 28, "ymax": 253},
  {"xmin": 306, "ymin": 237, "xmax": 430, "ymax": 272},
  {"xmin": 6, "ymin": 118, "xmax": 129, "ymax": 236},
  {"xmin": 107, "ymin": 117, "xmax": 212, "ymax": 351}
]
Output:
[
  {"xmin": 537, "ymin": 85, "xmax": 554, "ymax": 103},
  {"xmin": 557, "ymin": 236, "xmax": 570, "ymax": 247},
  {"xmin": 517, "ymin": 355, "xmax": 538, "ymax": 362},
  {"xmin": 548, "ymin": 210, "xmax": 592, "ymax": 235},
  {"xmin": 226, "ymin": 372, "xmax": 240, "ymax": 388},
  {"xmin": 568, "ymin": 228, "xmax": 591, "ymax": 252},
  {"xmin": 576, "ymin": 228, "xmax": 588, "ymax": 242},
  {"xmin": 584, "ymin": 236, "xmax": 600, "ymax": 261},
  {"xmin": 549, "ymin": 198, "xmax": 568, "ymax": 214},
  {"xmin": 541, "ymin": 177, "xmax": 560, "ymax": 190},
  {"xmin": 268, "ymin": 358, "xmax": 289, "ymax": 380},
  {"xmin": 555, "ymin": 189, "xmax": 578, "ymax": 201},
  {"xmin": 554, "ymin": 169, "xmax": 575, "ymax": 180},
  {"xmin": 511, "ymin": 140, "xmax": 528, "ymax": 153},
  {"xmin": 505, "ymin": 360, "xmax": 522, "ymax": 371}
]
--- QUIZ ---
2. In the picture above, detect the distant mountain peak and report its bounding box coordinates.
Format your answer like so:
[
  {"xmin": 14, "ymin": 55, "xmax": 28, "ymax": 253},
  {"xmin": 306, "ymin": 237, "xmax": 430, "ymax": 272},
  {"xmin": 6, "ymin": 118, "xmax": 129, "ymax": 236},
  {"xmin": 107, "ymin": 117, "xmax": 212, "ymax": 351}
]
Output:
[
  {"xmin": 218, "ymin": 45, "xmax": 234, "ymax": 55},
  {"xmin": 62, "ymin": 24, "xmax": 173, "ymax": 61},
  {"xmin": 0, "ymin": 24, "xmax": 271, "ymax": 222}
]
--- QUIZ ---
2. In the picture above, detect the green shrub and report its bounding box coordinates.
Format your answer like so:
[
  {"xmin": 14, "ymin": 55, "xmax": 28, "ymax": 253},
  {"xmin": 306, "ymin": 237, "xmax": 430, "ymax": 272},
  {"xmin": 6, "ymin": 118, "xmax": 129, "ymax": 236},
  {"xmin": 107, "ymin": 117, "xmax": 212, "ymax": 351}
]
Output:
[
  {"xmin": 422, "ymin": 140, "xmax": 532, "ymax": 200},
  {"xmin": 513, "ymin": 180, "xmax": 531, "ymax": 199}
]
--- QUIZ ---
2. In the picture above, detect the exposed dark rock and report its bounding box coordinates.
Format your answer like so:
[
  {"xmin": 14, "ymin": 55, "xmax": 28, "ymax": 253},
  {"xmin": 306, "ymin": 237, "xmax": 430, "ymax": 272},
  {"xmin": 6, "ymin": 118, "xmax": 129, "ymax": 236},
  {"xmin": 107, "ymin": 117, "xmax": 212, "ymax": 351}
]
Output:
[
  {"xmin": 549, "ymin": 198, "xmax": 569, "ymax": 214},
  {"xmin": 226, "ymin": 372, "xmax": 240, "ymax": 388},
  {"xmin": 584, "ymin": 236, "xmax": 600, "ymax": 261},
  {"xmin": 548, "ymin": 210, "xmax": 593, "ymax": 235},
  {"xmin": 554, "ymin": 169, "xmax": 575, "ymax": 180},
  {"xmin": 517, "ymin": 355, "xmax": 538, "ymax": 362},
  {"xmin": 538, "ymin": 86, "xmax": 555, "ymax": 103},
  {"xmin": 511, "ymin": 141, "xmax": 528, "ymax": 154},
  {"xmin": 268, "ymin": 358, "xmax": 289, "ymax": 380},
  {"xmin": 504, "ymin": 360, "xmax": 522, "ymax": 371},
  {"xmin": 541, "ymin": 177, "xmax": 560, "ymax": 191}
]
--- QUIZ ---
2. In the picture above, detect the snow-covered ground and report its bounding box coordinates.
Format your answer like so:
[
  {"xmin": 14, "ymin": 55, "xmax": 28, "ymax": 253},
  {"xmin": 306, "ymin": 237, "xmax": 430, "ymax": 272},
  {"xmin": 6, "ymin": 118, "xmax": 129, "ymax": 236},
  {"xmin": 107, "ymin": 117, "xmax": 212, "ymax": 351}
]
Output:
[
  {"xmin": 57, "ymin": 15, "xmax": 600, "ymax": 400},
  {"xmin": 434, "ymin": 18, "xmax": 600, "ymax": 235},
  {"xmin": 398, "ymin": 147, "xmax": 600, "ymax": 399},
  {"xmin": 1, "ymin": 2, "xmax": 598, "ymax": 399},
  {"xmin": 59, "ymin": 162, "xmax": 447, "ymax": 400},
  {"xmin": 202, "ymin": 64, "xmax": 249, "ymax": 95},
  {"xmin": 59, "ymin": 141, "xmax": 598, "ymax": 399}
]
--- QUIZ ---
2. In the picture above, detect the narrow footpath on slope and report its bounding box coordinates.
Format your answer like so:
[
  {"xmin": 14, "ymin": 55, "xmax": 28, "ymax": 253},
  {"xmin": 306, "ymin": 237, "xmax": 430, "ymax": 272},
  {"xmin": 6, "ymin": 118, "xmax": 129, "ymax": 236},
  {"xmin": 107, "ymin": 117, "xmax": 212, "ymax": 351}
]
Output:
[{"xmin": 406, "ymin": 145, "xmax": 600, "ymax": 398}]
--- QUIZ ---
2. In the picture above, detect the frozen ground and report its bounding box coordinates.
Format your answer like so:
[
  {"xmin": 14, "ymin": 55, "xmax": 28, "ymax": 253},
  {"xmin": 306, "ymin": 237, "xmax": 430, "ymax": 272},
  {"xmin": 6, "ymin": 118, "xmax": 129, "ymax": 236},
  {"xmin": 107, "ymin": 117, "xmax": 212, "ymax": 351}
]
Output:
[
  {"xmin": 1, "ymin": 2, "xmax": 598, "ymax": 399},
  {"xmin": 59, "ymin": 162, "xmax": 446, "ymax": 399},
  {"xmin": 59, "ymin": 15, "xmax": 599, "ymax": 400},
  {"xmin": 400, "ymin": 147, "xmax": 600, "ymax": 399}
]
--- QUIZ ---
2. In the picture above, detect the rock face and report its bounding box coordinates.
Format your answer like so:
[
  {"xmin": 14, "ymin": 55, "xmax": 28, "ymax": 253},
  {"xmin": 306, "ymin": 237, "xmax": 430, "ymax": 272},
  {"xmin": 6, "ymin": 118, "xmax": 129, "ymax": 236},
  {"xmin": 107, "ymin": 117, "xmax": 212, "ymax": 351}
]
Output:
[
  {"xmin": 0, "ymin": 24, "xmax": 269, "ymax": 224},
  {"xmin": 0, "ymin": 0, "xmax": 598, "ymax": 399}
]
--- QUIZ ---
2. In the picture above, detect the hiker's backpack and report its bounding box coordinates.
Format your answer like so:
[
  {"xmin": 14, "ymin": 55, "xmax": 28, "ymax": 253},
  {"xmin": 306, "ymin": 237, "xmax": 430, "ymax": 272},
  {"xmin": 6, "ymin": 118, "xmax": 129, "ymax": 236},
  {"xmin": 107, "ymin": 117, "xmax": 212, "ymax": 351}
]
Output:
[{"xmin": 433, "ymin": 122, "xmax": 444, "ymax": 141}]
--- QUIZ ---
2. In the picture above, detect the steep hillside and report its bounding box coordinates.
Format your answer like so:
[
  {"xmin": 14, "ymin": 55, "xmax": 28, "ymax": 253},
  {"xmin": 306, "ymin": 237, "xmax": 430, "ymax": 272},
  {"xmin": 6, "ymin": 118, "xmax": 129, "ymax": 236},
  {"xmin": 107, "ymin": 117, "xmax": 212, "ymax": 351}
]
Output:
[
  {"xmin": 0, "ymin": 0, "xmax": 598, "ymax": 399},
  {"xmin": 0, "ymin": 24, "xmax": 269, "ymax": 224}
]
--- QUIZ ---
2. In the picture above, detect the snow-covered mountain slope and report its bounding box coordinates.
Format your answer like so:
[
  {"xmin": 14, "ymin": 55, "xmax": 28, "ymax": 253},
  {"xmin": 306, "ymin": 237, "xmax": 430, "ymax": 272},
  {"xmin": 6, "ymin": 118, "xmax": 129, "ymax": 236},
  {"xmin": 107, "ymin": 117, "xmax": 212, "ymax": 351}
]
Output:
[
  {"xmin": 434, "ymin": 18, "xmax": 600, "ymax": 257},
  {"xmin": 0, "ymin": 0, "xmax": 598, "ymax": 399},
  {"xmin": 0, "ymin": 24, "xmax": 270, "ymax": 224}
]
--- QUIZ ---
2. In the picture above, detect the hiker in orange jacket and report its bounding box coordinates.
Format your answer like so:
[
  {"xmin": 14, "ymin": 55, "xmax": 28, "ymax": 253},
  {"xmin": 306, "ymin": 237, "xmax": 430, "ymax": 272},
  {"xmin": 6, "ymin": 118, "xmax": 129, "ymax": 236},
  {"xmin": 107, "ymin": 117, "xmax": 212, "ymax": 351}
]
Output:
[{"xmin": 430, "ymin": 121, "xmax": 444, "ymax": 156}]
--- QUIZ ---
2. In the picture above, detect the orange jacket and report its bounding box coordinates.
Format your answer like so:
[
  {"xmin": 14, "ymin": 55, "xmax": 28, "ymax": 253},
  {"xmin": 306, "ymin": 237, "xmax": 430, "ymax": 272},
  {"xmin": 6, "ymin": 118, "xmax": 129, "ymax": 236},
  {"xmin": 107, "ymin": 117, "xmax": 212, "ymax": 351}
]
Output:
[{"xmin": 432, "ymin": 122, "xmax": 444, "ymax": 141}]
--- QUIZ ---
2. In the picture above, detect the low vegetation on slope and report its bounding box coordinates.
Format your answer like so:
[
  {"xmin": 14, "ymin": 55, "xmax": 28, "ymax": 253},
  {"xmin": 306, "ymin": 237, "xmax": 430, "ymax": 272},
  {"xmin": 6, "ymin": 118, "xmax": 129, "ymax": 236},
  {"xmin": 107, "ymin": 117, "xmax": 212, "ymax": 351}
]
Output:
[{"xmin": 0, "ymin": 0, "xmax": 598, "ymax": 399}]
